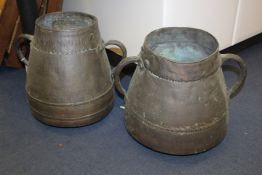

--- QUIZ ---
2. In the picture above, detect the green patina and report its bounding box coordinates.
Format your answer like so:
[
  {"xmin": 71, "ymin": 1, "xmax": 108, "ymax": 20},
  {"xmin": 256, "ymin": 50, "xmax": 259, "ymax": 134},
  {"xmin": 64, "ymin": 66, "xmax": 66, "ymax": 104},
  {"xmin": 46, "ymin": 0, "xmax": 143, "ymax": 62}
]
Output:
[{"xmin": 153, "ymin": 42, "xmax": 210, "ymax": 63}]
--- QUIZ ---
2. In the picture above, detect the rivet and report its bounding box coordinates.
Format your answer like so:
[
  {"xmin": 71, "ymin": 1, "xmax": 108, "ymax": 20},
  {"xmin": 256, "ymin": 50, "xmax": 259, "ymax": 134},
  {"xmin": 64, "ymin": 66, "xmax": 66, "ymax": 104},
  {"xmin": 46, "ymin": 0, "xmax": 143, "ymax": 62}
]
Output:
[{"xmin": 144, "ymin": 59, "xmax": 150, "ymax": 67}]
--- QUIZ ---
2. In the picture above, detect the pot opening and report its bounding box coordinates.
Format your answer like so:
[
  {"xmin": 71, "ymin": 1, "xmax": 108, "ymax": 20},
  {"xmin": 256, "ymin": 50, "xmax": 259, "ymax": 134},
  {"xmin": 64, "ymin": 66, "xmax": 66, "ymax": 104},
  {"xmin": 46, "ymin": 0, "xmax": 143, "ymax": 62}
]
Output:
[
  {"xmin": 146, "ymin": 28, "xmax": 218, "ymax": 63},
  {"xmin": 36, "ymin": 12, "xmax": 95, "ymax": 31}
]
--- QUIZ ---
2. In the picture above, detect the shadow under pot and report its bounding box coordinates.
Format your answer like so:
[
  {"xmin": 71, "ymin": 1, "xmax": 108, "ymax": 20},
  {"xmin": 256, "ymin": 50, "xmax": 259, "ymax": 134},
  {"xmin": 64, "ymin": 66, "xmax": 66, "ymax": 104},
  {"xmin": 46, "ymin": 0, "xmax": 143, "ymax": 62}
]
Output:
[
  {"xmin": 114, "ymin": 27, "xmax": 247, "ymax": 155},
  {"xmin": 16, "ymin": 11, "xmax": 127, "ymax": 127}
]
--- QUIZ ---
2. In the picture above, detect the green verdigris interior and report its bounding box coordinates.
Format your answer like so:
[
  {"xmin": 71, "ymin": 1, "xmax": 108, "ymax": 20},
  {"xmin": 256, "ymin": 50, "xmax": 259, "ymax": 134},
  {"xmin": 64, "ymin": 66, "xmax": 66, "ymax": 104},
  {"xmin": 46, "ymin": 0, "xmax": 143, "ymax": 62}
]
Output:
[
  {"xmin": 37, "ymin": 12, "xmax": 94, "ymax": 30},
  {"xmin": 147, "ymin": 28, "xmax": 218, "ymax": 63}
]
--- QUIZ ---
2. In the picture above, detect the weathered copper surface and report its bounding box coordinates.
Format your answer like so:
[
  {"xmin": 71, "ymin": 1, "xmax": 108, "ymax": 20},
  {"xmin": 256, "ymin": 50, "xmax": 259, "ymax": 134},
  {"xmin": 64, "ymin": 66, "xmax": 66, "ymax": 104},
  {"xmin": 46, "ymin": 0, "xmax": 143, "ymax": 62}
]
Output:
[
  {"xmin": 16, "ymin": 12, "xmax": 126, "ymax": 127},
  {"xmin": 114, "ymin": 27, "xmax": 247, "ymax": 155}
]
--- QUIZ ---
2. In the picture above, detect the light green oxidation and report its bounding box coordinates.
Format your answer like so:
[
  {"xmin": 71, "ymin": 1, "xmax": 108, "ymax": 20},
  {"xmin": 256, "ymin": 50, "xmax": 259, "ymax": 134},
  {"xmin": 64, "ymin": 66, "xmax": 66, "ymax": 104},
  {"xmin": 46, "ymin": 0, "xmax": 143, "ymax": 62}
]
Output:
[{"xmin": 153, "ymin": 42, "xmax": 211, "ymax": 63}]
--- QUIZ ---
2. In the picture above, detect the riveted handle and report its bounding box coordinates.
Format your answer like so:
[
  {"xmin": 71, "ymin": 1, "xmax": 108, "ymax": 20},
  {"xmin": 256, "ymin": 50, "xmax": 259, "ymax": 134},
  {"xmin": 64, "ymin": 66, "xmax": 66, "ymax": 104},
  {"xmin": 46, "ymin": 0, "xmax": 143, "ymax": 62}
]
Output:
[
  {"xmin": 16, "ymin": 34, "xmax": 34, "ymax": 66},
  {"xmin": 114, "ymin": 56, "xmax": 140, "ymax": 97},
  {"xmin": 220, "ymin": 53, "xmax": 247, "ymax": 98},
  {"xmin": 105, "ymin": 40, "xmax": 127, "ymax": 58}
]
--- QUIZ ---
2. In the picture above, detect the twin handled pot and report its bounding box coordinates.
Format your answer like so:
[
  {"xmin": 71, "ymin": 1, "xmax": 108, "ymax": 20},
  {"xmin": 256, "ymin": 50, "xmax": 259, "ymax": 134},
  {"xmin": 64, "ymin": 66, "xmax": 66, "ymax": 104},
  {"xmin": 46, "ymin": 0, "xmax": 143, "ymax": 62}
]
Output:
[
  {"xmin": 114, "ymin": 27, "xmax": 247, "ymax": 155},
  {"xmin": 16, "ymin": 12, "xmax": 127, "ymax": 127}
]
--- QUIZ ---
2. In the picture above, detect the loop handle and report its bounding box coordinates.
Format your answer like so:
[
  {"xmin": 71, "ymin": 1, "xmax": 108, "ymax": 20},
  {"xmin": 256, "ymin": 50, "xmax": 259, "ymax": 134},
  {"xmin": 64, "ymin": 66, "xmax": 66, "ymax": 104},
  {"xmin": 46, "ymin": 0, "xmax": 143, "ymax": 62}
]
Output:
[
  {"xmin": 105, "ymin": 40, "xmax": 127, "ymax": 58},
  {"xmin": 16, "ymin": 34, "xmax": 34, "ymax": 66},
  {"xmin": 220, "ymin": 53, "xmax": 247, "ymax": 98},
  {"xmin": 114, "ymin": 56, "xmax": 140, "ymax": 97}
]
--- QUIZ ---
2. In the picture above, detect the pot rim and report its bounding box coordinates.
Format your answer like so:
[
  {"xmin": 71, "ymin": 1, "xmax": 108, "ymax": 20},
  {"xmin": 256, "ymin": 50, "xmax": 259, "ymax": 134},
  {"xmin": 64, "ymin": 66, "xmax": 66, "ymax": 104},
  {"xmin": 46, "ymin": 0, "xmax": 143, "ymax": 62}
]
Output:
[
  {"xmin": 35, "ymin": 11, "xmax": 98, "ymax": 32},
  {"xmin": 142, "ymin": 27, "xmax": 220, "ymax": 65}
]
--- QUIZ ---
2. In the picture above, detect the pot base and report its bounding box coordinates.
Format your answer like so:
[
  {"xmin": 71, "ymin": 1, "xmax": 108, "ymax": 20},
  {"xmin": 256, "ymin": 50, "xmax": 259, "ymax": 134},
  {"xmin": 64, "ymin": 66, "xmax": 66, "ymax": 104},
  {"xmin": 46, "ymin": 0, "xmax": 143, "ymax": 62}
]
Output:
[
  {"xmin": 27, "ymin": 88, "xmax": 114, "ymax": 127},
  {"xmin": 125, "ymin": 109, "xmax": 227, "ymax": 155},
  {"xmin": 31, "ymin": 101, "xmax": 114, "ymax": 127}
]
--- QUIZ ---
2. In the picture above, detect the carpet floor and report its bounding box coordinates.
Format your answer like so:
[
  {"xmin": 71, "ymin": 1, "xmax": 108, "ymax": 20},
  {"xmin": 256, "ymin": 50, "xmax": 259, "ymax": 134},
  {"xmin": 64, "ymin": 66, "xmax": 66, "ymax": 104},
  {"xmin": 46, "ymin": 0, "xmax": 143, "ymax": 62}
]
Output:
[{"xmin": 0, "ymin": 43, "xmax": 262, "ymax": 175}]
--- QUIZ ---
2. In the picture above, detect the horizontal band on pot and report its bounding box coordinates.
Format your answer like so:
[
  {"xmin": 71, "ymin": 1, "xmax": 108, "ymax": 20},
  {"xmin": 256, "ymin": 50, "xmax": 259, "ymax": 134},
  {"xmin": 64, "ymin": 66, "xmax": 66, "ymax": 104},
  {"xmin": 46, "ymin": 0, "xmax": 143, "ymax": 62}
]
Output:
[{"xmin": 141, "ymin": 48, "xmax": 221, "ymax": 81}]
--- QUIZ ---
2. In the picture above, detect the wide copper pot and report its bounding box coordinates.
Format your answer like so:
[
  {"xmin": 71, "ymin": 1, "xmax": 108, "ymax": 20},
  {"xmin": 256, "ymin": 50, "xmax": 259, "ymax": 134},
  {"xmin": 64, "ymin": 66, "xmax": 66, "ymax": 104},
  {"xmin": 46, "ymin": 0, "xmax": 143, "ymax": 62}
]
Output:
[
  {"xmin": 114, "ymin": 27, "xmax": 247, "ymax": 155},
  {"xmin": 16, "ymin": 12, "xmax": 126, "ymax": 127}
]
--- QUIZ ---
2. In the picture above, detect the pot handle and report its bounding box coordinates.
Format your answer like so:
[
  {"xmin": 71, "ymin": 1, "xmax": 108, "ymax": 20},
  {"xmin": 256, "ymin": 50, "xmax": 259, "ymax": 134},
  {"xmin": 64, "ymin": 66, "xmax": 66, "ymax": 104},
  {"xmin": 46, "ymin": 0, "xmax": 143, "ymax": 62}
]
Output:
[
  {"xmin": 104, "ymin": 40, "xmax": 127, "ymax": 58},
  {"xmin": 114, "ymin": 56, "xmax": 140, "ymax": 97},
  {"xmin": 16, "ymin": 34, "xmax": 34, "ymax": 66},
  {"xmin": 220, "ymin": 53, "xmax": 247, "ymax": 98}
]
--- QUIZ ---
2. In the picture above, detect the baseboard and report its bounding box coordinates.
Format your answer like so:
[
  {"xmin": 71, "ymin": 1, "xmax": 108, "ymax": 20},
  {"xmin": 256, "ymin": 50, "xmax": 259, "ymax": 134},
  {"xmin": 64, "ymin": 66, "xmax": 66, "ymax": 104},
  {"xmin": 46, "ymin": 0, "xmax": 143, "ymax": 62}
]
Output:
[{"xmin": 221, "ymin": 33, "xmax": 262, "ymax": 54}]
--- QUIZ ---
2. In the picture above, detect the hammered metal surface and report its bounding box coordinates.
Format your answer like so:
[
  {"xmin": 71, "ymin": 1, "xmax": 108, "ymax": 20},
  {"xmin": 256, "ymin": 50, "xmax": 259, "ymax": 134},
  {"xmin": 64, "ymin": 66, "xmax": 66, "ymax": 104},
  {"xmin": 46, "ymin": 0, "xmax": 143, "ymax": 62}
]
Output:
[
  {"xmin": 18, "ymin": 12, "xmax": 125, "ymax": 127},
  {"xmin": 114, "ymin": 27, "xmax": 247, "ymax": 155}
]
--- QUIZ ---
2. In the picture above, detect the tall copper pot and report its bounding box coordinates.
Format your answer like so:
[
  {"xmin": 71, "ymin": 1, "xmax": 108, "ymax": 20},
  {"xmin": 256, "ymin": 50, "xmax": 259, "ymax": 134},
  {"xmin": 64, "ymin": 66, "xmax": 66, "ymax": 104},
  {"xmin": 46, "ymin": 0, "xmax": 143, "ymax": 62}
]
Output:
[
  {"xmin": 16, "ymin": 12, "xmax": 126, "ymax": 127},
  {"xmin": 114, "ymin": 27, "xmax": 247, "ymax": 155}
]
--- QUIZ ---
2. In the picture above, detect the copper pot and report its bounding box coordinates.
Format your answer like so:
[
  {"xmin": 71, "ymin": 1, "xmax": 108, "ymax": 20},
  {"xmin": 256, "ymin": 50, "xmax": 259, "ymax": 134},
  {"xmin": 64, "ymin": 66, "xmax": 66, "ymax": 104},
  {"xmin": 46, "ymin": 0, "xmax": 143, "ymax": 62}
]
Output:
[
  {"xmin": 16, "ymin": 12, "xmax": 127, "ymax": 127},
  {"xmin": 114, "ymin": 27, "xmax": 247, "ymax": 155}
]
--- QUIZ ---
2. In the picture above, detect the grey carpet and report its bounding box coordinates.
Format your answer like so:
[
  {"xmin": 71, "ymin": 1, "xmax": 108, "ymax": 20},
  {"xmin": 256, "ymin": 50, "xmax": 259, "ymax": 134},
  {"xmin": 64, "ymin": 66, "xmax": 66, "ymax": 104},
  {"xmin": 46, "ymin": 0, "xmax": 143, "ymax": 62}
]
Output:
[{"xmin": 0, "ymin": 42, "xmax": 262, "ymax": 175}]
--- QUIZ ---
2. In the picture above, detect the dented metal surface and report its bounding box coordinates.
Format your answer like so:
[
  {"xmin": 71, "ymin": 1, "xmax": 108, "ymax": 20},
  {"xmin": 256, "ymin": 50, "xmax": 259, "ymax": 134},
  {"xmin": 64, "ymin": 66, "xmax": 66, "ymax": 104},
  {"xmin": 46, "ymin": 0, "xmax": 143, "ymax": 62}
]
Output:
[
  {"xmin": 114, "ymin": 27, "xmax": 247, "ymax": 155},
  {"xmin": 16, "ymin": 12, "xmax": 127, "ymax": 127}
]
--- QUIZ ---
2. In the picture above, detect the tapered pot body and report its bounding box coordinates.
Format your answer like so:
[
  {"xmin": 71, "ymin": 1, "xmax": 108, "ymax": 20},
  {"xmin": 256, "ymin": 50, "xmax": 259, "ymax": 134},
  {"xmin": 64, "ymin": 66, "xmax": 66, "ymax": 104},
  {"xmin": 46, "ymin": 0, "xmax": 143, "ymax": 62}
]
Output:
[
  {"xmin": 114, "ymin": 27, "xmax": 247, "ymax": 155},
  {"xmin": 17, "ymin": 12, "xmax": 126, "ymax": 127}
]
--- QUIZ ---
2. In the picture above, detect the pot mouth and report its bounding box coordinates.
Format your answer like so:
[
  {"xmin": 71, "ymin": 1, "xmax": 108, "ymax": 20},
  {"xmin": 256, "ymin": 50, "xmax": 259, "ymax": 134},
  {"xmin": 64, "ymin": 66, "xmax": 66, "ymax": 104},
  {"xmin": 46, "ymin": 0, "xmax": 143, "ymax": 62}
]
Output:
[
  {"xmin": 144, "ymin": 27, "xmax": 219, "ymax": 64},
  {"xmin": 36, "ymin": 11, "xmax": 97, "ymax": 31}
]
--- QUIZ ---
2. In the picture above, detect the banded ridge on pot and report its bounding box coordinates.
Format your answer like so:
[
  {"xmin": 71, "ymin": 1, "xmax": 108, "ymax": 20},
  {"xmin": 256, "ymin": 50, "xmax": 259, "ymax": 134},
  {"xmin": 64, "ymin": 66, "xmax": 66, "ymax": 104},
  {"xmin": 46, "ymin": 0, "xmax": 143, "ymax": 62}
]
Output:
[
  {"xmin": 114, "ymin": 27, "xmax": 247, "ymax": 155},
  {"xmin": 16, "ymin": 12, "xmax": 127, "ymax": 127}
]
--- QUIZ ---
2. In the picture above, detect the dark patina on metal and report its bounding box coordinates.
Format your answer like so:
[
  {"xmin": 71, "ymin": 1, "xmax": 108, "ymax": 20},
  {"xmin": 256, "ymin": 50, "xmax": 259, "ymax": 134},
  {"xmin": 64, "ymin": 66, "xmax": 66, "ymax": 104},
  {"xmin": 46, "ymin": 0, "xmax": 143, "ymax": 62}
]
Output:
[
  {"xmin": 16, "ymin": 12, "xmax": 127, "ymax": 127},
  {"xmin": 114, "ymin": 27, "xmax": 247, "ymax": 155}
]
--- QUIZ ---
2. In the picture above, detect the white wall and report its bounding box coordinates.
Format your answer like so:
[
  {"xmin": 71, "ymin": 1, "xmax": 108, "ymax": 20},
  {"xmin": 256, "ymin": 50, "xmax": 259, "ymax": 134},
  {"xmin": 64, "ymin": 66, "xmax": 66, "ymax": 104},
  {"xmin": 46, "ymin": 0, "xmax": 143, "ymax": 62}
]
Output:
[
  {"xmin": 232, "ymin": 0, "xmax": 262, "ymax": 44},
  {"xmin": 63, "ymin": 0, "xmax": 262, "ymax": 55},
  {"xmin": 63, "ymin": 0, "xmax": 163, "ymax": 56},
  {"xmin": 163, "ymin": 0, "xmax": 239, "ymax": 49}
]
